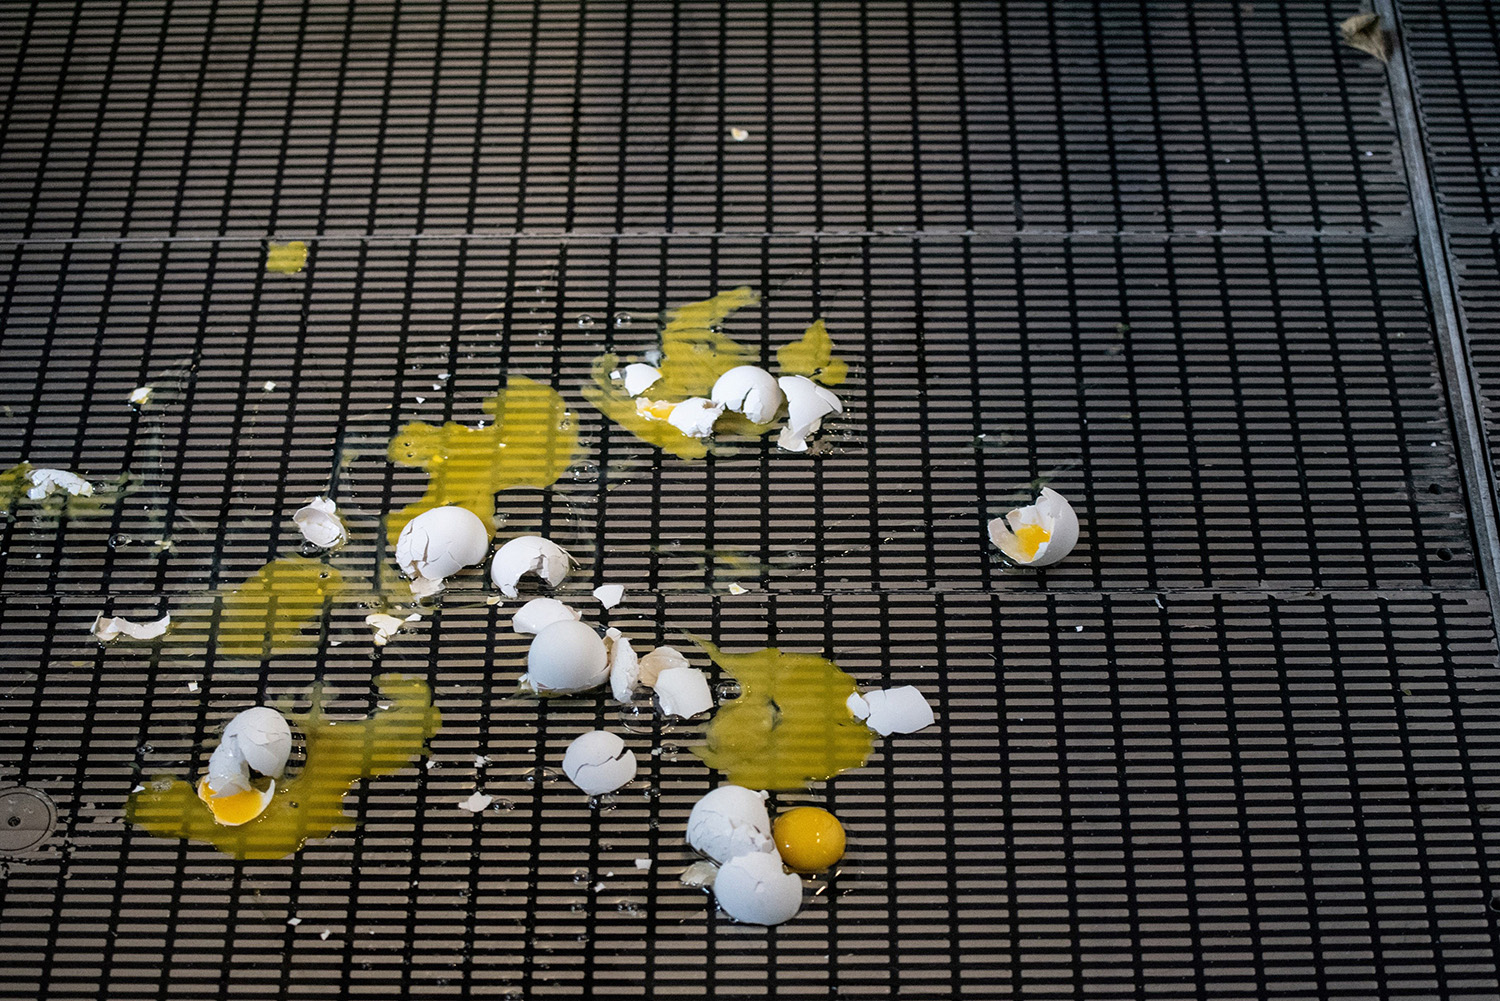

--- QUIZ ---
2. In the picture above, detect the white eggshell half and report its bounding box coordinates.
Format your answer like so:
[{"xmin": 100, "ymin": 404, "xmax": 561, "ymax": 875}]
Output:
[
  {"xmin": 714, "ymin": 851, "xmax": 804, "ymax": 925},
  {"xmin": 293, "ymin": 496, "xmax": 347, "ymax": 549},
  {"xmin": 667, "ymin": 397, "xmax": 725, "ymax": 438},
  {"xmin": 776, "ymin": 376, "xmax": 842, "ymax": 452},
  {"xmin": 511, "ymin": 597, "xmax": 581, "ymax": 635},
  {"xmin": 490, "ymin": 535, "xmax": 573, "ymax": 598},
  {"xmin": 562, "ymin": 730, "xmax": 638, "ymax": 795},
  {"xmin": 637, "ymin": 645, "xmax": 690, "ymax": 686},
  {"xmin": 526, "ymin": 619, "xmax": 609, "ymax": 693},
  {"xmin": 987, "ymin": 487, "xmax": 1080, "ymax": 568},
  {"xmin": 593, "ymin": 584, "xmax": 624, "ymax": 609},
  {"xmin": 687, "ymin": 785, "xmax": 775, "ymax": 863},
  {"xmin": 606, "ymin": 629, "xmax": 640, "ymax": 703},
  {"xmin": 860, "ymin": 686, "xmax": 935, "ymax": 736},
  {"xmin": 206, "ymin": 736, "xmax": 251, "ymax": 797},
  {"xmin": 654, "ymin": 666, "xmax": 714, "ymax": 719},
  {"xmin": 621, "ymin": 363, "xmax": 662, "ymax": 397},
  {"xmin": 91, "ymin": 613, "xmax": 170, "ymax": 642},
  {"xmin": 396, "ymin": 506, "xmax": 490, "ymax": 584},
  {"xmin": 222, "ymin": 707, "xmax": 294, "ymax": 777},
  {"xmin": 711, "ymin": 366, "xmax": 784, "ymax": 424}
]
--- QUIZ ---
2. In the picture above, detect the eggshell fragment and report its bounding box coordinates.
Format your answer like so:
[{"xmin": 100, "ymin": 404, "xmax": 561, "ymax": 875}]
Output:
[
  {"xmin": 525, "ymin": 619, "xmax": 609, "ymax": 693},
  {"xmin": 846, "ymin": 692, "xmax": 869, "ymax": 720},
  {"xmin": 207, "ymin": 707, "xmax": 294, "ymax": 797},
  {"xmin": 490, "ymin": 535, "xmax": 572, "ymax": 598},
  {"xmin": 987, "ymin": 487, "xmax": 1080, "ymax": 568},
  {"xmin": 511, "ymin": 597, "xmax": 581, "ymax": 635},
  {"xmin": 606, "ymin": 628, "xmax": 640, "ymax": 703},
  {"xmin": 776, "ymin": 376, "xmax": 842, "ymax": 452},
  {"xmin": 714, "ymin": 851, "xmax": 804, "ymax": 925},
  {"xmin": 637, "ymin": 645, "xmax": 690, "ymax": 687},
  {"xmin": 293, "ymin": 496, "xmax": 347, "ymax": 549},
  {"xmin": 365, "ymin": 612, "xmax": 420, "ymax": 646},
  {"xmin": 26, "ymin": 468, "xmax": 94, "ymax": 500},
  {"xmin": 395, "ymin": 506, "xmax": 490, "ymax": 591},
  {"xmin": 621, "ymin": 363, "xmax": 662, "ymax": 397},
  {"xmin": 128, "ymin": 386, "xmax": 154, "ymax": 406},
  {"xmin": 458, "ymin": 791, "xmax": 493, "ymax": 813},
  {"xmin": 711, "ymin": 366, "xmax": 784, "ymax": 424},
  {"xmin": 91, "ymin": 613, "xmax": 170, "ymax": 642},
  {"xmin": 562, "ymin": 730, "xmax": 637, "ymax": 795},
  {"xmin": 654, "ymin": 666, "xmax": 714, "ymax": 719},
  {"xmin": 687, "ymin": 785, "xmax": 776, "ymax": 863},
  {"xmin": 667, "ymin": 397, "xmax": 725, "ymax": 438},
  {"xmin": 593, "ymin": 584, "xmax": 624, "ymax": 609},
  {"xmin": 859, "ymin": 686, "xmax": 935, "ymax": 735}
]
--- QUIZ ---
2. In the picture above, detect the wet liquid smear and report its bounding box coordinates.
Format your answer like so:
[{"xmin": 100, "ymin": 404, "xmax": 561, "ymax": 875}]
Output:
[
  {"xmin": 583, "ymin": 288, "xmax": 849, "ymax": 460},
  {"xmin": 384, "ymin": 375, "xmax": 579, "ymax": 544},
  {"xmin": 265, "ymin": 241, "xmax": 308, "ymax": 274},
  {"xmin": 172, "ymin": 556, "xmax": 346, "ymax": 659},
  {"xmin": 126, "ymin": 674, "xmax": 442, "ymax": 860},
  {"xmin": 0, "ymin": 463, "xmax": 137, "ymax": 517},
  {"xmin": 693, "ymin": 642, "xmax": 873, "ymax": 790}
]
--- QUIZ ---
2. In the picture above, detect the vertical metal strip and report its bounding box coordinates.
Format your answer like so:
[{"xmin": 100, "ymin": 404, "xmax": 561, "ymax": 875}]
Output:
[{"xmin": 1376, "ymin": 0, "xmax": 1500, "ymax": 628}]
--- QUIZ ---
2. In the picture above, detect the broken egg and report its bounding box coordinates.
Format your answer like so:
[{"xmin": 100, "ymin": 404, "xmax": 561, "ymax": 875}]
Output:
[
  {"xmin": 203, "ymin": 705, "xmax": 293, "ymax": 815},
  {"xmin": 621, "ymin": 363, "xmax": 662, "ymax": 397},
  {"xmin": 654, "ymin": 666, "xmax": 714, "ymax": 719},
  {"xmin": 606, "ymin": 628, "xmax": 640, "ymax": 703},
  {"xmin": 666, "ymin": 397, "xmax": 725, "ymax": 438},
  {"xmin": 710, "ymin": 366, "xmax": 783, "ymax": 424},
  {"xmin": 687, "ymin": 785, "xmax": 776, "ymax": 863},
  {"xmin": 987, "ymin": 487, "xmax": 1079, "ymax": 568},
  {"xmin": 293, "ymin": 496, "xmax": 347, "ymax": 549},
  {"xmin": 511, "ymin": 597, "xmax": 581, "ymax": 635},
  {"xmin": 848, "ymin": 685, "xmax": 934, "ymax": 736},
  {"xmin": 524, "ymin": 619, "xmax": 609, "ymax": 694},
  {"xmin": 637, "ymin": 645, "xmax": 689, "ymax": 687},
  {"xmin": 561, "ymin": 730, "xmax": 637, "ymax": 795},
  {"xmin": 776, "ymin": 376, "xmax": 842, "ymax": 452},
  {"xmin": 490, "ymin": 535, "xmax": 572, "ymax": 597},
  {"xmin": 395, "ymin": 506, "xmax": 489, "ymax": 593},
  {"xmin": 196, "ymin": 776, "xmax": 275, "ymax": 827},
  {"xmin": 714, "ymin": 851, "xmax": 803, "ymax": 925}
]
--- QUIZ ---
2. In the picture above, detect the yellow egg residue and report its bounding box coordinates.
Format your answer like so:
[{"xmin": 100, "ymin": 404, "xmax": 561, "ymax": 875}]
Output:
[
  {"xmin": 776, "ymin": 319, "xmax": 848, "ymax": 386},
  {"xmin": 773, "ymin": 806, "xmax": 847, "ymax": 872},
  {"xmin": 125, "ymin": 674, "xmax": 442, "ymax": 860},
  {"xmin": 178, "ymin": 556, "xmax": 345, "ymax": 659},
  {"xmin": 265, "ymin": 241, "xmax": 308, "ymax": 274},
  {"xmin": 1012, "ymin": 523, "xmax": 1051, "ymax": 560},
  {"xmin": 692, "ymin": 641, "xmax": 873, "ymax": 790},
  {"xmin": 385, "ymin": 375, "xmax": 579, "ymax": 544}
]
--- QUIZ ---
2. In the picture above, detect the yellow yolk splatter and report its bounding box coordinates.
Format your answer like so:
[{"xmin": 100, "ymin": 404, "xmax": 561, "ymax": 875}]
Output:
[
  {"xmin": 385, "ymin": 375, "xmax": 579, "ymax": 544},
  {"xmin": 126, "ymin": 674, "xmax": 442, "ymax": 860},
  {"xmin": 265, "ymin": 241, "xmax": 308, "ymax": 274},
  {"xmin": 195, "ymin": 778, "xmax": 273, "ymax": 826},
  {"xmin": 776, "ymin": 320, "xmax": 848, "ymax": 386},
  {"xmin": 773, "ymin": 806, "xmax": 847, "ymax": 872},
  {"xmin": 180, "ymin": 557, "xmax": 345, "ymax": 659},
  {"xmin": 1012, "ymin": 523, "xmax": 1051, "ymax": 560},
  {"xmin": 693, "ymin": 641, "xmax": 873, "ymax": 790}
]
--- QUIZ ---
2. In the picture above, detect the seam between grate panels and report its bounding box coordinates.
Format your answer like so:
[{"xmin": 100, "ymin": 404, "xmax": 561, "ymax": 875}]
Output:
[{"xmin": 1377, "ymin": 0, "xmax": 1500, "ymax": 642}]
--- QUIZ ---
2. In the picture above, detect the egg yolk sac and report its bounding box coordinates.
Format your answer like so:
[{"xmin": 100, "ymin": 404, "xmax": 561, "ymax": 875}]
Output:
[
  {"xmin": 693, "ymin": 642, "xmax": 873, "ymax": 790},
  {"xmin": 126, "ymin": 675, "xmax": 442, "ymax": 860},
  {"xmin": 773, "ymin": 806, "xmax": 847, "ymax": 872},
  {"xmin": 1012, "ymin": 523, "xmax": 1051, "ymax": 561},
  {"xmin": 582, "ymin": 288, "xmax": 848, "ymax": 460},
  {"xmin": 385, "ymin": 375, "xmax": 579, "ymax": 545},
  {"xmin": 196, "ymin": 777, "xmax": 275, "ymax": 827}
]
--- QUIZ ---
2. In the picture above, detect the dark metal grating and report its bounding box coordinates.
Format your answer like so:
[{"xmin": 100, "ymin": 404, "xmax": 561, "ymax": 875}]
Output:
[{"xmin": 2, "ymin": 2, "xmax": 1500, "ymax": 1000}]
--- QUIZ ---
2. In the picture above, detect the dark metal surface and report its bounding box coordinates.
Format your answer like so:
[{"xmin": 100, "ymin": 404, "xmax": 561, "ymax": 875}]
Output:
[{"xmin": 2, "ymin": 2, "xmax": 1499, "ymax": 999}]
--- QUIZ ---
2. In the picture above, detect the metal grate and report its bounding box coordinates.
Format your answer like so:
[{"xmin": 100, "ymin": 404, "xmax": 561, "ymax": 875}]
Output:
[{"xmin": 3, "ymin": 2, "xmax": 1500, "ymax": 1000}]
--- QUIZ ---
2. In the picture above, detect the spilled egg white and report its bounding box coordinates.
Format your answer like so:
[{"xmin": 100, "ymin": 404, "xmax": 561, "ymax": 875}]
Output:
[
  {"xmin": 710, "ymin": 366, "xmax": 784, "ymax": 424},
  {"xmin": 490, "ymin": 535, "xmax": 572, "ymax": 598},
  {"xmin": 561, "ymin": 730, "xmax": 637, "ymax": 795},
  {"xmin": 714, "ymin": 851, "xmax": 804, "ymax": 925},
  {"xmin": 524, "ymin": 619, "xmax": 609, "ymax": 693},
  {"xmin": 687, "ymin": 785, "xmax": 776, "ymax": 864},
  {"xmin": 987, "ymin": 487, "xmax": 1079, "ymax": 568},
  {"xmin": 776, "ymin": 376, "xmax": 842, "ymax": 452},
  {"xmin": 395, "ymin": 506, "xmax": 490, "ymax": 591}
]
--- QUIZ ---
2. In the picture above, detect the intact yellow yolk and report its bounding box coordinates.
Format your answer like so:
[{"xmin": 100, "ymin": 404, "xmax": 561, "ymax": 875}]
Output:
[
  {"xmin": 773, "ymin": 807, "xmax": 846, "ymax": 872},
  {"xmin": 1013, "ymin": 523, "xmax": 1051, "ymax": 560},
  {"xmin": 196, "ymin": 778, "xmax": 272, "ymax": 826}
]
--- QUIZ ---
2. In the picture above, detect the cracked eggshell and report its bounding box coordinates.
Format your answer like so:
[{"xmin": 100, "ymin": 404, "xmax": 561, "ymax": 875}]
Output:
[
  {"xmin": 637, "ymin": 645, "xmax": 690, "ymax": 687},
  {"xmin": 490, "ymin": 535, "xmax": 573, "ymax": 597},
  {"xmin": 526, "ymin": 619, "xmax": 609, "ymax": 693},
  {"xmin": 987, "ymin": 487, "xmax": 1079, "ymax": 568},
  {"xmin": 606, "ymin": 629, "xmax": 640, "ymax": 703},
  {"xmin": 396, "ymin": 506, "xmax": 490, "ymax": 585},
  {"xmin": 561, "ymin": 730, "xmax": 638, "ymax": 795},
  {"xmin": 621, "ymin": 363, "xmax": 662, "ymax": 397},
  {"xmin": 593, "ymin": 583, "xmax": 624, "ymax": 609},
  {"xmin": 711, "ymin": 366, "xmax": 784, "ymax": 424},
  {"xmin": 293, "ymin": 496, "xmax": 348, "ymax": 549},
  {"xmin": 27, "ymin": 468, "xmax": 94, "ymax": 500},
  {"xmin": 687, "ymin": 785, "xmax": 776, "ymax": 863},
  {"xmin": 666, "ymin": 397, "xmax": 725, "ymax": 438},
  {"xmin": 91, "ymin": 613, "xmax": 170, "ymax": 642},
  {"xmin": 654, "ymin": 666, "xmax": 714, "ymax": 719},
  {"xmin": 512, "ymin": 597, "xmax": 581, "ymax": 635},
  {"xmin": 221, "ymin": 707, "xmax": 294, "ymax": 778},
  {"xmin": 714, "ymin": 851, "xmax": 804, "ymax": 925},
  {"xmin": 776, "ymin": 376, "xmax": 842, "ymax": 452},
  {"xmin": 860, "ymin": 686, "xmax": 935, "ymax": 736}
]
